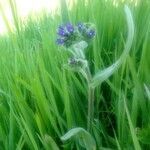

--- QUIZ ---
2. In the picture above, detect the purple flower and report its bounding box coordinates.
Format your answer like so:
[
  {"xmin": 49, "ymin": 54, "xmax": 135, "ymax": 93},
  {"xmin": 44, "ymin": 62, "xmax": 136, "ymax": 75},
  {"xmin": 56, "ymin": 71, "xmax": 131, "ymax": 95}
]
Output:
[
  {"xmin": 87, "ymin": 30, "xmax": 95, "ymax": 38},
  {"xmin": 57, "ymin": 23, "xmax": 74, "ymax": 38},
  {"xmin": 78, "ymin": 23, "xmax": 96, "ymax": 39},
  {"xmin": 56, "ymin": 23, "xmax": 75, "ymax": 47},
  {"xmin": 77, "ymin": 22, "xmax": 84, "ymax": 31},
  {"xmin": 58, "ymin": 26, "xmax": 67, "ymax": 36},
  {"xmin": 66, "ymin": 23, "xmax": 74, "ymax": 33},
  {"xmin": 68, "ymin": 57, "xmax": 77, "ymax": 65},
  {"xmin": 56, "ymin": 38, "xmax": 64, "ymax": 45},
  {"xmin": 56, "ymin": 22, "xmax": 96, "ymax": 47}
]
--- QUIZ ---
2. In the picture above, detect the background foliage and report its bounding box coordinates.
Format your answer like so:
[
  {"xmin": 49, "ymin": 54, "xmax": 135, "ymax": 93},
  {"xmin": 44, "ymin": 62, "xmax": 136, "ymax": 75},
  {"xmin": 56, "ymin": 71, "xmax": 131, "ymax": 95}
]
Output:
[{"xmin": 0, "ymin": 0, "xmax": 150, "ymax": 149}]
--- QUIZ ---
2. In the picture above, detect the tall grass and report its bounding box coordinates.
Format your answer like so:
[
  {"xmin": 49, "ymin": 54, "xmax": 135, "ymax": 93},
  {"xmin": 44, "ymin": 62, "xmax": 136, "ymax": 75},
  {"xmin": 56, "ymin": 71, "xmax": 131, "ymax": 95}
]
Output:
[{"xmin": 0, "ymin": 0, "xmax": 150, "ymax": 149}]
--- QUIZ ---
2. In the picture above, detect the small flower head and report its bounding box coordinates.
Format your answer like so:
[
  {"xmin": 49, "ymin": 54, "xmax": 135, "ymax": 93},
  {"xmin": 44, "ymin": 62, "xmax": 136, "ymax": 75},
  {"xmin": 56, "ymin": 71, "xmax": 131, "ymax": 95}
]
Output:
[
  {"xmin": 56, "ymin": 23, "xmax": 76, "ymax": 47},
  {"xmin": 57, "ymin": 23, "xmax": 74, "ymax": 37},
  {"xmin": 66, "ymin": 23, "xmax": 74, "ymax": 33},
  {"xmin": 56, "ymin": 38, "xmax": 65, "ymax": 45},
  {"xmin": 68, "ymin": 57, "xmax": 78, "ymax": 65},
  {"xmin": 77, "ymin": 22, "xmax": 84, "ymax": 31},
  {"xmin": 77, "ymin": 23, "xmax": 96, "ymax": 40},
  {"xmin": 87, "ymin": 29, "xmax": 96, "ymax": 38},
  {"xmin": 57, "ymin": 26, "xmax": 67, "ymax": 37},
  {"xmin": 68, "ymin": 57, "xmax": 87, "ymax": 69}
]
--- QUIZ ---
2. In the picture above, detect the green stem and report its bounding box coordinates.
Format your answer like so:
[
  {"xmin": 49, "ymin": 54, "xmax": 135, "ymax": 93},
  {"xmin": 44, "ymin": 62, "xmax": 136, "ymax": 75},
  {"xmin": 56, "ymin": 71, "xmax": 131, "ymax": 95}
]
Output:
[
  {"xmin": 86, "ymin": 66, "xmax": 95, "ymax": 132},
  {"xmin": 87, "ymin": 85, "xmax": 95, "ymax": 132}
]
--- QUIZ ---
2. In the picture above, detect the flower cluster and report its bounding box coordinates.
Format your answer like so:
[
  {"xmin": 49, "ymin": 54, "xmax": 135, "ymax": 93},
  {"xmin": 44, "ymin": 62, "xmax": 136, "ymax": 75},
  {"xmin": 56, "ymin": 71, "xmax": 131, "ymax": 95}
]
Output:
[
  {"xmin": 56, "ymin": 22, "xmax": 96, "ymax": 48},
  {"xmin": 56, "ymin": 23, "xmax": 76, "ymax": 47},
  {"xmin": 56, "ymin": 22, "xmax": 96, "ymax": 72},
  {"xmin": 77, "ymin": 23, "xmax": 96, "ymax": 39},
  {"xmin": 68, "ymin": 57, "xmax": 87, "ymax": 68}
]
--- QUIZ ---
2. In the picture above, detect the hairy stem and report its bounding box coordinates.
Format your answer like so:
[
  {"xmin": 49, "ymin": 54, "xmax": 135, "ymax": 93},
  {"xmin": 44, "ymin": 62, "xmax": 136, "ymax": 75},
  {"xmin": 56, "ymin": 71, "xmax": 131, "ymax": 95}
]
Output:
[
  {"xmin": 87, "ymin": 85, "xmax": 95, "ymax": 132},
  {"xmin": 86, "ymin": 66, "xmax": 95, "ymax": 132}
]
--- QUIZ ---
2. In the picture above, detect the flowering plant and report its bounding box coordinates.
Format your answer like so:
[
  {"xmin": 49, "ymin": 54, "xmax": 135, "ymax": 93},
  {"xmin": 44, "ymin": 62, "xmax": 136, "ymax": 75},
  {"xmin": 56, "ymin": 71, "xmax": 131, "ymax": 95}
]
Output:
[
  {"xmin": 56, "ymin": 6, "xmax": 134, "ymax": 133},
  {"xmin": 56, "ymin": 22, "xmax": 96, "ymax": 131}
]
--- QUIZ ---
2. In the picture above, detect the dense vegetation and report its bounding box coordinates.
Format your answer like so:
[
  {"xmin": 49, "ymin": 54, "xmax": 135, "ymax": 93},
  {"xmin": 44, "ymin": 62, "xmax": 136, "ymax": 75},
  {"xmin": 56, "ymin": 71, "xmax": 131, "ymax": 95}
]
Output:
[{"xmin": 0, "ymin": 0, "xmax": 150, "ymax": 149}]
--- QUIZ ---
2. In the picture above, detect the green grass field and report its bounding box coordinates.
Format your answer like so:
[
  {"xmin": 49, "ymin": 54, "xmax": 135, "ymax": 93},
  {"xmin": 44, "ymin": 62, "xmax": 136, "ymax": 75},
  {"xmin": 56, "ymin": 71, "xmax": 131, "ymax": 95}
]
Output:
[{"xmin": 0, "ymin": 0, "xmax": 150, "ymax": 149}]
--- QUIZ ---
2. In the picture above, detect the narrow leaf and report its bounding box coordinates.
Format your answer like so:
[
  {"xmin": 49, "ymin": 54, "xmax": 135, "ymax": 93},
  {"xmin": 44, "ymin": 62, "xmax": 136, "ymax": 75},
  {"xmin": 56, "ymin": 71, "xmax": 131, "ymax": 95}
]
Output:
[
  {"xmin": 61, "ymin": 127, "xmax": 96, "ymax": 150},
  {"xmin": 124, "ymin": 97, "xmax": 141, "ymax": 150},
  {"xmin": 44, "ymin": 135, "xmax": 60, "ymax": 150},
  {"xmin": 91, "ymin": 5, "xmax": 134, "ymax": 88},
  {"xmin": 144, "ymin": 84, "xmax": 150, "ymax": 100}
]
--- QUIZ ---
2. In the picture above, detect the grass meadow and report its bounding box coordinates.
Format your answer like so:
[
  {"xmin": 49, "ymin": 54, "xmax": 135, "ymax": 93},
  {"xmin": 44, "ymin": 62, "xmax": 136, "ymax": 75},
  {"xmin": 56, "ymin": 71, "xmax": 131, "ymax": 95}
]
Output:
[{"xmin": 0, "ymin": 0, "xmax": 150, "ymax": 149}]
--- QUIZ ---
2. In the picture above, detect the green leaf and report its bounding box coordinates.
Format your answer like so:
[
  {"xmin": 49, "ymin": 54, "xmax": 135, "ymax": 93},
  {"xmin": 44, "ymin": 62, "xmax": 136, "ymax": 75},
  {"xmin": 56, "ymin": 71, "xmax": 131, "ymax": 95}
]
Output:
[
  {"xmin": 137, "ymin": 126, "xmax": 150, "ymax": 145},
  {"xmin": 90, "ymin": 5, "xmax": 134, "ymax": 88},
  {"xmin": 124, "ymin": 97, "xmax": 141, "ymax": 150},
  {"xmin": 63, "ymin": 63, "xmax": 81, "ymax": 72},
  {"xmin": 61, "ymin": 127, "xmax": 96, "ymax": 150},
  {"xmin": 71, "ymin": 41, "xmax": 88, "ymax": 58},
  {"xmin": 44, "ymin": 135, "xmax": 60, "ymax": 150},
  {"xmin": 60, "ymin": 0, "xmax": 69, "ymax": 23},
  {"xmin": 72, "ymin": 41, "xmax": 88, "ymax": 51},
  {"xmin": 144, "ymin": 84, "xmax": 150, "ymax": 100}
]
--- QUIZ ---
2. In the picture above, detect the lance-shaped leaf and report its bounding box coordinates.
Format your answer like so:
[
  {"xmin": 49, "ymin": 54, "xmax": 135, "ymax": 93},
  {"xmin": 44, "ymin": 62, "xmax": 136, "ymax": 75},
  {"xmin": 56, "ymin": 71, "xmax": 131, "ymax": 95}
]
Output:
[
  {"xmin": 60, "ymin": 0, "xmax": 69, "ymax": 23},
  {"xmin": 72, "ymin": 41, "xmax": 88, "ymax": 50},
  {"xmin": 71, "ymin": 41, "xmax": 88, "ymax": 59},
  {"xmin": 144, "ymin": 84, "xmax": 150, "ymax": 101},
  {"xmin": 137, "ymin": 125, "xmax": 150, "ymax": 145},
  {"xmin": 90, "ymin": 5, "xmax": 134, "ymax": 88},
  {"xmin": 61, "ymin": 127, "xmax": 96, "ymax": 150}
]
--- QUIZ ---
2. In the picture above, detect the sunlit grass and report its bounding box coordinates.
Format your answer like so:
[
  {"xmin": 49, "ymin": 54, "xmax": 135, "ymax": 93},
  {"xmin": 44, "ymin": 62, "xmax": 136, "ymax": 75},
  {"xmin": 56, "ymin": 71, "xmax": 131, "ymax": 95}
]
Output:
[{"xmin": 0, "ymin": 0, "xmax": 59, "ymax": 34}]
